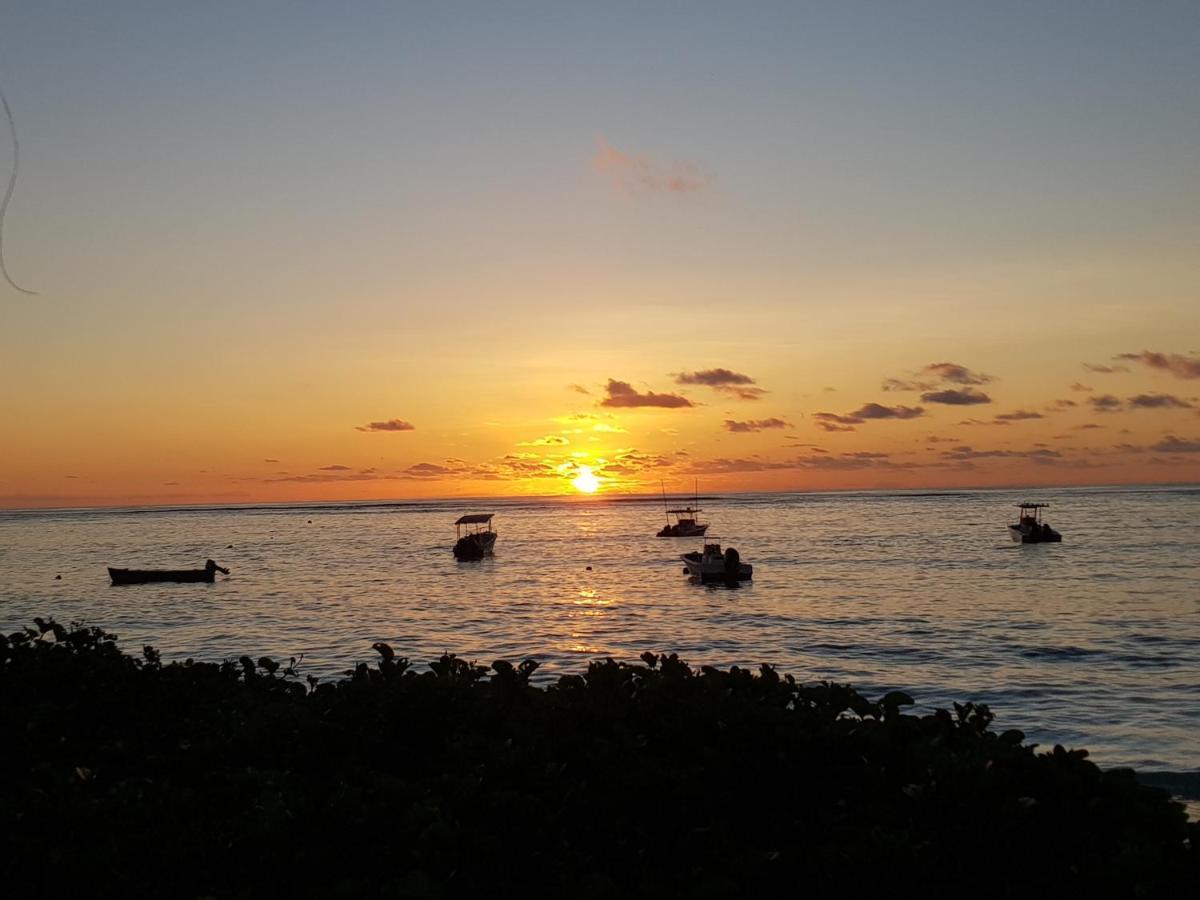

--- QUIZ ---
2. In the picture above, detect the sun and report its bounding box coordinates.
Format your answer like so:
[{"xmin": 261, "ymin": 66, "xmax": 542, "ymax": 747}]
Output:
[{"xmin": 571, "ymin": 465, "xmax": 600, "ymax": 494}]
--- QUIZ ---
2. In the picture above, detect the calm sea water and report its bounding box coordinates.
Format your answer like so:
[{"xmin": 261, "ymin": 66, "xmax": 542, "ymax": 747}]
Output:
[{"xmin": 2, "ymin": 486, "xmax": 1198, "ymax": 773}]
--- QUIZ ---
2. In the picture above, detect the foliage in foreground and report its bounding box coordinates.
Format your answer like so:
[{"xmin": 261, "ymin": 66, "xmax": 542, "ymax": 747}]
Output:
[{"xmin": 1, "ymin": 619, "xmax": 1196, "ymax": 898}]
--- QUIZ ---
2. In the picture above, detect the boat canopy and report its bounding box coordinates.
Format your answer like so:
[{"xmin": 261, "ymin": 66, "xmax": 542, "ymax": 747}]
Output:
[
  {"xmin": 1016, "ymin": 503, "xmax": 1050, "ymax": 509},
  {"xmin": 665, "ymin": 507, "xmax": 702, "ymax": 515},
  {"xmin": 455, "ymin": 513, "xmax": 494, "ymax": 525}
]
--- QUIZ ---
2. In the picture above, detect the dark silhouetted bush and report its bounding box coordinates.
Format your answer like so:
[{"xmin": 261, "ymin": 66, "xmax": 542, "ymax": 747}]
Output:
[{"xmin": 1, "ymin": 619, "xmax": 1195, "ymax": 897}]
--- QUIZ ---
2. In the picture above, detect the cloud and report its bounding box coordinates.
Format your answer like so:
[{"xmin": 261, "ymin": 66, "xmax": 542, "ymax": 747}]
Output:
[
  {"xmin": 1047, "ymin": 399, "xmax": 1077, "ymax": 410},
  {"xmin": 568, "ymin": 383, "xmax": 591, "ymax": 395},
  {"xmin": 1070, "ymin": 382, "xmax": 1093, "ymax": 392},
  {"xmin": 1151, "ymin": 435, "xmax": 1200, "ymax": 453},
  {"xmin": 1126, "ymin": 393, "xmax": 1194, "ymax": 410},
  {"xmin": 852, "ymin": 403, "xmax": 925, "ymax": 420},
  {"xmin": 813, "ymin": 403, "xmax": 924, "ymax": 431},
  {"xmin": 922, "ymin": 362, "xmax": 994, "ymax": 385},
  {"xmin": 600, "ymin": 379, "xmax": 693, "ymax": 409},
  {"xmin": 1071, "ymin": 423, "xmax": 1104, "ymax": 430},
  {"xmin": 263, "ymin": 458, "xmax": 280, "ymax": 463},
  {"xmin": 518, "ymin": 435, "xmax": 571, "ymax": 446},
  {"xmin": 723, "ymin": 418, "xmax": 790, "ymax": 433},
  {"xmin": 1115, "ymin": 351, "xmax": 1200, "ymax": 380},
  {"xmin": 676, "ymin": 368, "xmax": 754, "ymax": 387},
  {"xmin": 1083, "ymin": 363, "xmax": 1129, "ymax": 374},
  {"xmin": 921, "ymin": 388, "xmax": 992, "ymax": 405},
  {"xmin": 319, "ymin": 464, "xmax": 351, "ymax": 471},
  {"xmin": 994, "ymin": 409, "xmax": 1044, "ymax": 422},
  {"xmin": 941, "ymin": 446, "xmax": 1062, "ymax": 463},
  {"xmin": 683, "ymin": 452, "xmax": 918, "ymax": 475},
  {"xmin": 1089, "ymin": 395, "xmax": 1123, "ymax": 413},
  {"xmin": 675, "ymin": 368, "xmax": 765, "ymax": 400},
  {"xmin": 356, "ymin": 419, "xmax": 415, "ymax": 432},
  {"xmin": 592, "ymin": 137, "xmax": 709, "ymax": 196},
  {"xmin": 881, "ymin": 377, "xmax": 933, "ymax": 392}
]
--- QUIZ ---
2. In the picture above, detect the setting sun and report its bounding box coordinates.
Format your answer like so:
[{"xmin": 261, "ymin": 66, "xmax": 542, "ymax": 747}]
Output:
[{"xmin": 571, "ymin": 466, "xmax": 600, "ymax": 494}]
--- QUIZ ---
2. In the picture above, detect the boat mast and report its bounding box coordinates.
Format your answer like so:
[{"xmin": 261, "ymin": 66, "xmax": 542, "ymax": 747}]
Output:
[{"xmin": 661, "ymin": 480, "xmax": 670, "ymax": 525}]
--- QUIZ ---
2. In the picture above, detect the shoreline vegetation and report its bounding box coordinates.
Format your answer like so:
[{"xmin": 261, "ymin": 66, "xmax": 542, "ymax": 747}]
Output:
[{"xmin": 3, "ymin": 620, "xmax": 1196, "ymax": 896}]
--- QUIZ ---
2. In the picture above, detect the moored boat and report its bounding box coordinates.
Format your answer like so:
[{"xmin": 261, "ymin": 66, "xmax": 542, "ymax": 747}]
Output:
[
  {"xmin": 658, "ymin": 507, "xmax": 709, "ymax": 538},
  {"xmin": 1008, "ymin": 503, "xmax": 1062, "ymax": 543},
  {"xmin": 108, "ymin": 559, "xmax": 229, "ymax": 585},
  {"xmin": 681, "ymin": 542, "xmax": 752, "ymax": 583},
  {"xmin": 454, "ymin": 513, "xmax": 497, "ymax": 559},
  {"xmin": 657, "ymin": 480, "xmax": 709, "ymax": 537}
]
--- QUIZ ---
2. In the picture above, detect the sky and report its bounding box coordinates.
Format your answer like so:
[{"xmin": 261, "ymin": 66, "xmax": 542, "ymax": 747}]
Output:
[{"xmin": 1, "ymin": 1, "xmax": 1198, "ymax": 507}]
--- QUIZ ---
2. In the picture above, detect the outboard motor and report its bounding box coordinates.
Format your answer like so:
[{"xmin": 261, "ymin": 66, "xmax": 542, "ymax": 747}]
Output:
[{"xmin": 723, "ymin": 546, "xmax": 741, "ymax": 584}]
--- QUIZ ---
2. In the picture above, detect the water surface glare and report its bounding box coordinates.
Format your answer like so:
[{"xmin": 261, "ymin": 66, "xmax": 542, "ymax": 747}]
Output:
[{"xmin": 2, "ymin": 486, "xmax": 1198, "ymax": 771}]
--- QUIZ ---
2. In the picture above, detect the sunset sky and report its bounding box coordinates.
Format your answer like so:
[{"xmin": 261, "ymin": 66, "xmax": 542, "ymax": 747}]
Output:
[{"xmin": 1, "ymin": 2, "xmax": 1197, "ymax": 507}]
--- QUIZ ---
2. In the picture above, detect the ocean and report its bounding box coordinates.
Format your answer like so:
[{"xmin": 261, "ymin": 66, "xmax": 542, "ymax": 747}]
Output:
[{"xmin": 2, "ymin": 485, "xmax": 1198, "ymax": 774}]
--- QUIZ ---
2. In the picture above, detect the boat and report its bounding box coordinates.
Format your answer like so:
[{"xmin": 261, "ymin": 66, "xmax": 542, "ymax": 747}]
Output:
[
  {"xmin": 658, "ymin": 507, "xmax": 709, "ymax": 538},
  {"xmin": 108, "ymin": 559, "xmax": 230, "ymax": 585},
  {"xmin": 453, "ymin": 513, "xmax": 497, "ymax": 559},
  {"xmin": 1008, "ymin": 503, "xmax": 1062, "ymax": 543},
  {"xmin": 657, "ymin": 480, "xmax": 709, "ymax": 537},
  {"xmin": 681, "ymin": 542, "xmax": 752, "ymax": 583}
]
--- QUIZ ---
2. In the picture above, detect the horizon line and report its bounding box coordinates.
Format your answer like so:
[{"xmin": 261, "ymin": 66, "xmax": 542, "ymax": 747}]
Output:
[{"xmin": 2, "ymin": 479, "xmax": 1196, "ymax": 515}]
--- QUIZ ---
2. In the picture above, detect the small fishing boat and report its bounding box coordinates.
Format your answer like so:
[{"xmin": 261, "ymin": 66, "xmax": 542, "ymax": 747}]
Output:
[
  {"xmin": 658, "ymin": 507, "xmax": 709, "ymax": 538},
  {"xmin": 681, "ymin": 542, "xmax": 752, "ymax": 583},
  {"xmin": 657, "ymin": 480, "xmax": 709, "ymax": 537},
  {"xmin": 454, "ymin": 513, "xmax": 497, "ymax": 559},
  {"xmin": 108, "ymin": 559, "xmax": 230, "ymax": 585},
  {"xmin": 1008, "ymin": 503, "xmax": 1062, "ymax": 544}
]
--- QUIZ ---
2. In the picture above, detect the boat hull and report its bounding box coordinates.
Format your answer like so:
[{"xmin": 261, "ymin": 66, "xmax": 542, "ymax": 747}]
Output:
[
  {"xmin": 681, "ymin": 552, "xmax": 752, "ymax": 583},
  {"xmin": 1008, "ymin": 525, "xmax": 1062, "ymax": 544},
  {"xmin": 454, "ymin": 532, "xmax": 497, "ymax": 560},
  {"xmin": 657, "ymin": 523, "xmax": 709, "ymax": 537},
  {"xmin": 108, "ymin": 568, "xmax": 216, "ymax": 585}
]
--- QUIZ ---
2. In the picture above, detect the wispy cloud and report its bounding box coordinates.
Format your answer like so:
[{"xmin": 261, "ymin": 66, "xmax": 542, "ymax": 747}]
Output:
[
  {"xmin": 518, "ymin": 435, "xmax": 571, "ymax": 446},
  {"xmin": 994, "ymin": 409, "xmax": 1044, "ymax": 422},
  {"xmin": 1083, "ymin": 363, "xmax": 1129, "ymax": 374},
  {"xmin": 592, "ymin": 137, "xmax": 709, "ymax": 196},
  {"xmin": 813, "ymin": 402, "xmax": 924, "ymax": 431},
  {"xmin": 675, "ymin": 368, "xmax": 765, "ymax": 400},
  {"xmin": 882, "ymin": 377, "xmax": 933, "ymax": 392},
  {"xmin": 941, "ymin": 446, "xmax": 1062, "ymax": 463},
  {"xmin": 1089, "ymin": 394, "xmax": 1123, "ymax": 413},
  {"xmin": 568, "ymin": 383, "xmax": 591, "ymax": 395},
  {"xmin": 1115, "ymin": 351, "xmax": 1200, "ymax": 380},
  {"xmin": 922, "ymin": 362, "xmax": 994, "ymax": 385},
  {"xmin": 723, "ymin": 418, "xmax": 790, "ymax": 433},
  {"xmin": 1151, "ymin": 435, "xmax": 1200, "ymax": 453},
  {"xmin": 1126, "ymin": 393, "xmax": 1194, "ymax": 409},
  {"xmin": 921, "ymin": 388, "xmax": 992, "ymax": 406},
  {"xmin": 319, "ymin": 464, "xmax": 351, "ymax": 471},
  {"xmin": 676, "ymin": 368, "xmax": 754, "ymax": 387},
  {"xmin": 1070, "ymin": 382, "xmax": 1093, "ymax": 392},
  {"xmin": 356, "ymin": 419, "xmax": 415, "ymax": 432},
  {"xmin": 600, "ymin": 379, "xmax": 693, "ymax": 409}
]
